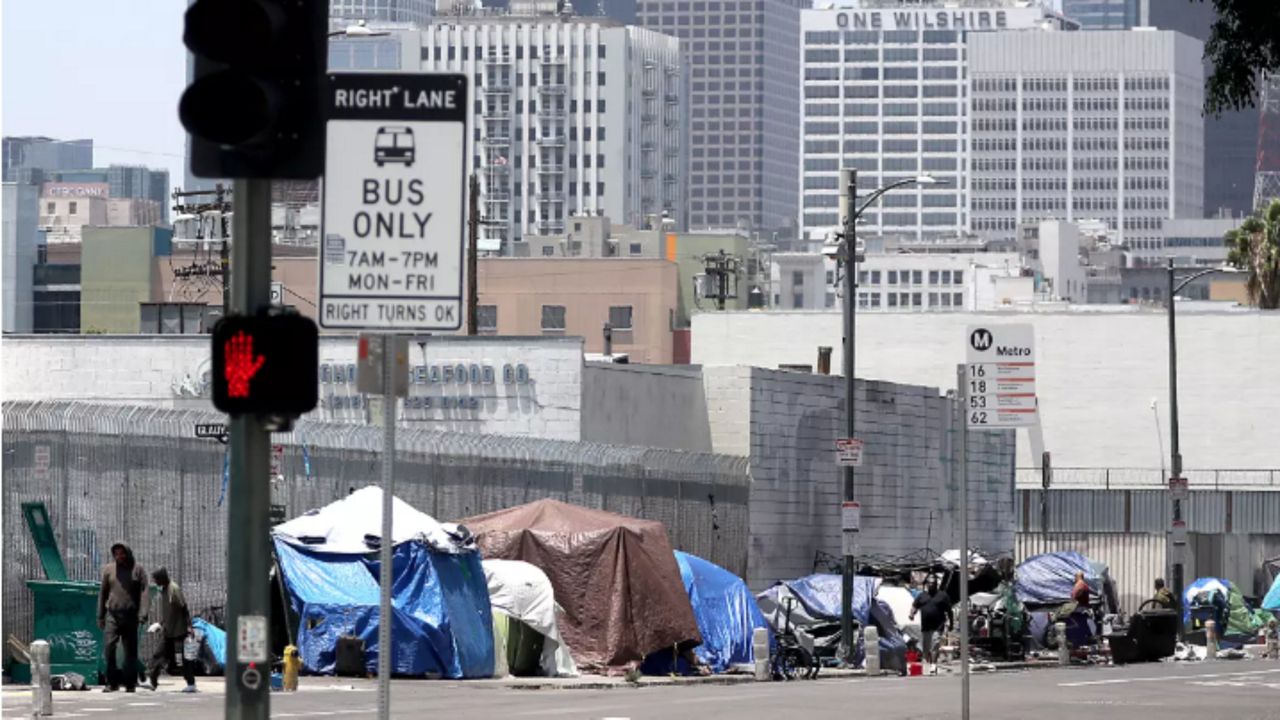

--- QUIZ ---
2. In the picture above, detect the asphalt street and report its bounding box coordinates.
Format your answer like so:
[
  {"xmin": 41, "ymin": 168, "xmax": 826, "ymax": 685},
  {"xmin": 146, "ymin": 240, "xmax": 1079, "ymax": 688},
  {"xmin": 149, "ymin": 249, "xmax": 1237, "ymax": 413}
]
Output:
[{"xmin": 4, "ymin": 663, "xmax": 1278, "ymax": 719}]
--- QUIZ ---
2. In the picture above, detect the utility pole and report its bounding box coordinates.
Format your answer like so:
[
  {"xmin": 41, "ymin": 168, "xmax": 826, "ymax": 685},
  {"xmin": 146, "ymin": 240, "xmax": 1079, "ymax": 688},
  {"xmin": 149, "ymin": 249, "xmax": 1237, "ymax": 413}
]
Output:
[
  {"xmin": 218, "ymin": 183, "xmax": 230, "ymax": 312},
  {"xmin": 698, "ymin": 250, "xmax": 740, "ymax": 310},
  {"xmin": 838, "ymin": 168, "xmax": 858, "ymax": 666},
  {"xmin": 467, "ymin": 173, "xmax": 480, "ymax": 335},
  {"xmin": 225, "ymin": 178, "xmax": 274, "ymax": 718}
]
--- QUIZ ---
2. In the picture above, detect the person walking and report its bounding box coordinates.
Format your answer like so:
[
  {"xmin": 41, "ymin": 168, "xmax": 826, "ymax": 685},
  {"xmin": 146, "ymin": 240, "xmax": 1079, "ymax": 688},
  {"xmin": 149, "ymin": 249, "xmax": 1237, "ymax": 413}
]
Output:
[
  {"xmin": 97, "ymin": 542, "xmax": 147, "ymax": 693},
  {"xmin": 144, "ymin": 568, "xmax": 197, "ymax": 693},
  {"xmin": 909, "ymin": 578, "xmax": 953, "ymax": 675}
]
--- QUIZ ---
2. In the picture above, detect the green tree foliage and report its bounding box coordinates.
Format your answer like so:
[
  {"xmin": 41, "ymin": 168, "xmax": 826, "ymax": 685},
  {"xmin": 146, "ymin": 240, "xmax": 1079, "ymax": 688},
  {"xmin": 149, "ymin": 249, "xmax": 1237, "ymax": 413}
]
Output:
[
  {"xmin": 1198, "ymin": 0, "xmax": 1280, "ymax": 114},
  {"xmin": 1224, "ymin": 200, "xmax": 1280, "ymax": 309}
]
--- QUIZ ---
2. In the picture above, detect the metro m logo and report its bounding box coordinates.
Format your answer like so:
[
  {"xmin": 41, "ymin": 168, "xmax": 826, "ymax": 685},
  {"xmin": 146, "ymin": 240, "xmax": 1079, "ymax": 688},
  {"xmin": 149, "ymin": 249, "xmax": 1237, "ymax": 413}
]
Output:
[{"xmin": 969, "ymin": 328, "xmax": 993, "ymax": 352}]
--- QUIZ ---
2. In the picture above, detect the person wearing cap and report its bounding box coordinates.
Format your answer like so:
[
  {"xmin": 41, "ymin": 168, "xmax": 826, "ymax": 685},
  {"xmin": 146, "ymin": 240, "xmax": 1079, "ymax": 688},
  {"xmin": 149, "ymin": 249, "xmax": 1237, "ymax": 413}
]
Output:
[{"xmin": 143, "ymin": 567, "xmax": 197, "ymax": 693}]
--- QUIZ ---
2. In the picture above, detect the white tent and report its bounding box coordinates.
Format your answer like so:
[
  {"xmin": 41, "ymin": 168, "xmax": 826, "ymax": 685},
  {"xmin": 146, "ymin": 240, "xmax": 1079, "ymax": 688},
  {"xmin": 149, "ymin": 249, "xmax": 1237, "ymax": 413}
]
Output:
[
  {"xmin": 273, "ymin": 486, "xmax": 468, "ymax": 554},
  {"xmin": 483, "ymin": 559, "xmax": 578, "ymax": 677}
]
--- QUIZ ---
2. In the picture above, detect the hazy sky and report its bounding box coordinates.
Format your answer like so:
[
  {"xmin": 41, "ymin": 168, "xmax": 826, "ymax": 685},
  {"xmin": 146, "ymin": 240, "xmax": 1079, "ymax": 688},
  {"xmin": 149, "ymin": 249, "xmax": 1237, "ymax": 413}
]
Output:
[{"xmin": 2, "ymin": 0, "xmax": 188, "ymax": 184}]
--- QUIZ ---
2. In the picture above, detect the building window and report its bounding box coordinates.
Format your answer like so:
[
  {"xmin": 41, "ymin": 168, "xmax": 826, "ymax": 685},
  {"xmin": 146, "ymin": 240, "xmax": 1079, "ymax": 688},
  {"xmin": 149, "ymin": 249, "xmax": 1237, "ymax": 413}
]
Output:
[
  {"xmin": 887, "ymin": 271, "xmax": 898, "ymax": 285},
  {"xmin": 793, "ymin": 293, "xmax": 804, "ymax": 308},
  {"xmin": 953, "ymin": 271, "xmax": 964, "ymax": 285},
  {"xmin": 952, "ymin": 292, "xmax": 963, "ymax": 307},
  {"xmin": 69, "ymin": 201, "xmax": 78, "ymax": 215},
  {"xmin": 608, "ymin": 305, "xmax": 633, "ymax": 331},
  {"xmin": 46, "ymin": 202, "xmax": 55, "ymax": 214},
  {"xmin": 541, "ymin": 246, "xmax": 555, "ymax": 256},
  {"xmin": 792, "ymin": 271, "xmax": 804, "ymax": 286},
  {"xmin": 541, "ymin": 305, "xmax": 566, "ymax": 332},
  {"xmin": 870, "ymin": 271, "xmax": 881, "ymax": 285},
  {"xmin": 477, "ymin": 305, "xmax": 498, "ymax": 334},
  {"xmin": 629, "ymin": 242, "xmax": 643, "ymax": 255}
]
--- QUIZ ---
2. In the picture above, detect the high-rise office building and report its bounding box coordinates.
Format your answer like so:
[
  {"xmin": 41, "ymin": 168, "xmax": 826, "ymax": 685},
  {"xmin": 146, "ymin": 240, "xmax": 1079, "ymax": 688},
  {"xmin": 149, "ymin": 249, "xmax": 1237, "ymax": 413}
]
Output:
[
  {"xmin": 330, "ymin": 0, "xmax": 433, "ymax": 25},
  {"xmin": 1142, "ymin": 0, "xmax": 1261, "ymax": 217},
  {"xmin": 418, "ymin": 15, "xmax": 685, "ymax": 252},
  {"xmin": 2, "ymin": 136, "xmax": 93, "ymax": 183},
  {"xmin": 1061, "ymin": 0, "xmax": 1139, "ymax": 29},
  {"xmin": 969, "ymin": 29, "xmax": 1204, "ymax": 265},
  {"xmin": 798, "ymin": 1, "xmax": 1069, "ymax": 242},
  {"xmin": 635, "ymin": 0, "xmax": 804, "ymax": 235}
]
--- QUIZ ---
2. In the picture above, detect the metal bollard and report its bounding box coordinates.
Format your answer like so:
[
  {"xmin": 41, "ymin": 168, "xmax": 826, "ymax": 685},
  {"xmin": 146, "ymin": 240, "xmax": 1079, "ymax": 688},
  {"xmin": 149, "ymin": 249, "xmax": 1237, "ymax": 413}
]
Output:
[
  {"xmin": 864, "ymin": 626, "xmax": 880, "ymax": 676},
  {"xmin": 1054, "ymin": 622, "xmax": 1069, "ymax": 666},
  {"xmin": 30, "ymin": 640, "xmax": 51, "ymax": 717},
  {"xmin": 1205, "ymin": 620, "xmax": 1219, "ymax": 661},
  {"xmin": 752, "ymin": 627, "xmax": 770, "ymax": 681}
]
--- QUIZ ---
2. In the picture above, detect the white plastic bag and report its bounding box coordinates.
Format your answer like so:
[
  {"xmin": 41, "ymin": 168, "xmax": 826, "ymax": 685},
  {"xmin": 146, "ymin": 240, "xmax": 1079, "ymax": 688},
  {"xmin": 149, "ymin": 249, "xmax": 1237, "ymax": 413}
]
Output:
[{"xmin": 183, "ymin": 633, "xmax": 201, "ymax": 662}]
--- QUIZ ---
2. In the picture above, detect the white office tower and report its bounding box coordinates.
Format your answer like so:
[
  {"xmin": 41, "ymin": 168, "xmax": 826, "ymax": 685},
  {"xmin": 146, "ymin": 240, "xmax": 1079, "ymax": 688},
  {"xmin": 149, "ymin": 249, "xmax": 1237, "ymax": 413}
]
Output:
[
  {"xmin": 798, "ymin": 1, "xmax": 1071, "ymax": 243},
  {"xmin": 969, "ymin": 29, "xmax": 1205, "ymax": 266},
  {"xmin": 421, "ymin": 15, "xmax": 685, "ymax": 253}
]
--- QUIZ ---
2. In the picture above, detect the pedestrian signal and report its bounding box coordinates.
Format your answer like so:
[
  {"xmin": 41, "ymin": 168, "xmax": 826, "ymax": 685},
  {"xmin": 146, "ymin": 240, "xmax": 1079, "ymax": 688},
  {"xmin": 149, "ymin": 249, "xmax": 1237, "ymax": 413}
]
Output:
[{"xmin": 211, "ymin": 314, "xmax": 318, "ymax": 416}]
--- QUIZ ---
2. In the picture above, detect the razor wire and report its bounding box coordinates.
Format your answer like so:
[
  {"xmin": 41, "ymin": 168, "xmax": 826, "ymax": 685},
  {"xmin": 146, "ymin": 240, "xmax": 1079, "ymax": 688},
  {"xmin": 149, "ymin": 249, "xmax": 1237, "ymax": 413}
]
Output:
[{"xmin": 2, "ymin": 400, "xmax": 750, "ymax": 647}]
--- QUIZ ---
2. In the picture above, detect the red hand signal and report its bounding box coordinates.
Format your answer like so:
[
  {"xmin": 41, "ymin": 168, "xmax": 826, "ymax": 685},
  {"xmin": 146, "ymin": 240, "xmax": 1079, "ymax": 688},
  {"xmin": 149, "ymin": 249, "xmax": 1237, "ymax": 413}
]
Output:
[{"xmin": 224, "ymin": 330, "xmax": 266, "ymax": 398}]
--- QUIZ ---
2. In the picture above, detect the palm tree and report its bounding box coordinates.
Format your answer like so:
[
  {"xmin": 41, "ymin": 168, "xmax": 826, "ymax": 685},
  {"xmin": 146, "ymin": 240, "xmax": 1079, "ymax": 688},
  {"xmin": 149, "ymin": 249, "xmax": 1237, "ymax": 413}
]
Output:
[{"xmin": 1224, "ymin": 199, "xmax": 1280, "ymax": 309}]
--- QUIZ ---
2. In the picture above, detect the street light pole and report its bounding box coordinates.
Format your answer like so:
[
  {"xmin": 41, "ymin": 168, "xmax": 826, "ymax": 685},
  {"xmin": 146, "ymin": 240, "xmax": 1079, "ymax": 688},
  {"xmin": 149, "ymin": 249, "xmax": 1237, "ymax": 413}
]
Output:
[
  {"xmin": 834, "ymin": 172, "xmax": 941, "ymax": 667},
  {"xmin": 1165, "ymin": 259, "xmax": 1236, "ymax": 635},
  {"xmin": 839, "ymin": 168, "xmax": 858, "ymax": 666}
]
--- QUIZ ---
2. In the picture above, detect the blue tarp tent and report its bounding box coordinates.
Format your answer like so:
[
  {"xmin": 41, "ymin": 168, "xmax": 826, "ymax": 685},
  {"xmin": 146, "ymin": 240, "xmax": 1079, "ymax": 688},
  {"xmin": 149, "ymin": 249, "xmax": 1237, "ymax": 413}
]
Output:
[
  {"xmin": 1016, "ymin": 552, "xmax": 1106, "ymax": 606},
  {"xmin": 1264, "ymin": 574, "xmax": 1280, "ymax": 612},
  {"xmin": 644, "ymin": 551, "xmax": 768, "ymax": 674},
  {"xmin": 758, "ymin": 574, "xmax": 906, "ymax": 670},
  {"xmin": 272, "ymin": 488, "xmax": 494, "ymax": 679}
]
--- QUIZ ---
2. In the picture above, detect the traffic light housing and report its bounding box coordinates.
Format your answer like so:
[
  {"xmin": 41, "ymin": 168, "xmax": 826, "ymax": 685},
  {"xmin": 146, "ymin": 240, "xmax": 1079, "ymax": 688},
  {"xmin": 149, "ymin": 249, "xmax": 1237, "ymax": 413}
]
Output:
[
  {"xmin": 180, "ymin": 0, "xmax": 326, "ymax": 178},
  {"xmin": 212, "ymin": 314, "xmax": 318, "ymax": 416}
]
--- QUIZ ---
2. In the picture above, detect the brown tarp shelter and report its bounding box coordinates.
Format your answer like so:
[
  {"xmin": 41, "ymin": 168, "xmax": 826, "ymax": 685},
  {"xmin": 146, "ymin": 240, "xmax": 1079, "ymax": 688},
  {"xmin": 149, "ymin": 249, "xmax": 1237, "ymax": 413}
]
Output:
[{"xmin": 461, "ymin": 499, "xmax": 701, "ymax": 673}]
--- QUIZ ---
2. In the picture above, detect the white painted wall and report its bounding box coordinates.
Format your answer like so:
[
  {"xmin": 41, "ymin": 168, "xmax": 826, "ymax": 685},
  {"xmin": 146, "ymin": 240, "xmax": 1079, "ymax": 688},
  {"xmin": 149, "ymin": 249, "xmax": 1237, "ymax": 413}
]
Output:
[
  {"xmin": 692, "ymin": 310, "xmax": 1280, "ymax": 470},
  {"xmin": 2, "ymin": 335, "xmax": 585, "ymax": 441}
]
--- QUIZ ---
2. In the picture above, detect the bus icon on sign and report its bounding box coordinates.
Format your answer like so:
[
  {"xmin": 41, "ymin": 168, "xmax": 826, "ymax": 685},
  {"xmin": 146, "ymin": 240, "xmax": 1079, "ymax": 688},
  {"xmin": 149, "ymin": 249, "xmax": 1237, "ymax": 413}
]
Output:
[{"xmin": 374, "ymin": 126, "xmax": 415, "ymax": 167}]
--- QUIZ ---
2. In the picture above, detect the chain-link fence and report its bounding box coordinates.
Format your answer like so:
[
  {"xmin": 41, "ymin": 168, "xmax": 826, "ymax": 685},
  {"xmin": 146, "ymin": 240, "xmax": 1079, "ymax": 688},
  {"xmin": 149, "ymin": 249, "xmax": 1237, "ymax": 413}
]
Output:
[
  {"xmin": 2, "ymin": 400, "xmax": 750, "ymax": 647},
  {"xmin": 1016, "ymin": 467, "xmax": 1280, "ymax": 490}
]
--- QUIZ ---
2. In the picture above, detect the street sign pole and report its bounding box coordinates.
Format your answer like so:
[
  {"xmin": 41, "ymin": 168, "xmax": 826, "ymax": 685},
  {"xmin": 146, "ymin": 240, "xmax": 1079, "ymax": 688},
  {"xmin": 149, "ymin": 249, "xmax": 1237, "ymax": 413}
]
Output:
[
  {"xmin": 958, "ymin": 324, "xmax": 1036, "ymax": 720},
  {"xmin": 376, "ymin": 334, "xmax": 396, "ymax": 720},
  {"xmin": 956, "ymin": 363, "xmax": 970, "ymax": 720},
  {"xmin": 225, "ymin": 178, "xmax": 273, "ymax": 720}
]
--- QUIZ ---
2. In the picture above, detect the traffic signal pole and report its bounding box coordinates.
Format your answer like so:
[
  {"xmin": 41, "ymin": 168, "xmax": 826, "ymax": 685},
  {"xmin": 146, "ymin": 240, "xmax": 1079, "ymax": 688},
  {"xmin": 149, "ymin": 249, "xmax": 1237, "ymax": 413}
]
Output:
[{"xmin": 225, "ymin": 178, "xmax": 274, "ymax": 720}]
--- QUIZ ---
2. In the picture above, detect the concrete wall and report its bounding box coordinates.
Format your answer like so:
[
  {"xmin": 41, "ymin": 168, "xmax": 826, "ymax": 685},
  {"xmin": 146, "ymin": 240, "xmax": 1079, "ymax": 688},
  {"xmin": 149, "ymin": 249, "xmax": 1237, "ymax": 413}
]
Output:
[
  {"xmin": 692, "ymin": 310, "xmax": 1280, "ymax": 470},
  {"xmin": 704, "ymin": 366, "xmax": 1016, "ymax": 589},
  {"xmin": 1, "ymin": 335, "xmax": 587, "ymax": 441},
  {"xmin": 582, "ymin": 363, "xmax": 712, "ymax": 452}
]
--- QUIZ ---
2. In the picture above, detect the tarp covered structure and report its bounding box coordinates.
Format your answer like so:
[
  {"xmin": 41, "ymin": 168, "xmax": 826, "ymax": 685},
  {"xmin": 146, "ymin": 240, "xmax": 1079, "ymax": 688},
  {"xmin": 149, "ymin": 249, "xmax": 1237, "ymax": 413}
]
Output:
[
  {"xmin": 757, "ymin": 574, "xmax": 906, "ymax": 670},
  {"xmin": 273, "ymin": 488, "xmax": 494, "ymax": 678},
  {"xmin": 1264, "ymin": 573, "xmax": 1280, "ymax": 612},
  {"xmin": 1015, "ymin": 551, "xmax": 1116, "ymax": 610},
  {"xmin": 482, "ymin": 559, "xmax": 578, "ymax": 677},
  {"xmin": 644, "ymin": 551, "xmax": 769, "ymax": 674},
  {"xmin": 1183, "ymin": 577, "xmax": 1268, "ymax": 640},
  {"xmin": 461, "ymin": 499, "xmax": 701, "ymax": 673}
]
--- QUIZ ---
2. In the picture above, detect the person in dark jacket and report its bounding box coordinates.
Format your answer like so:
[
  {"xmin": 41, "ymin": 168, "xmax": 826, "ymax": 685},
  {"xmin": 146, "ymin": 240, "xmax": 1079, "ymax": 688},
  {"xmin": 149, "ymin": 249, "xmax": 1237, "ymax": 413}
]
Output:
[
  {"xmin": 98, "ymin": 542, "xmax": 147, "ymax": 692},
  {"xmin": 144, "ymin": 568, "xmax": 197, "ymax": 693}
]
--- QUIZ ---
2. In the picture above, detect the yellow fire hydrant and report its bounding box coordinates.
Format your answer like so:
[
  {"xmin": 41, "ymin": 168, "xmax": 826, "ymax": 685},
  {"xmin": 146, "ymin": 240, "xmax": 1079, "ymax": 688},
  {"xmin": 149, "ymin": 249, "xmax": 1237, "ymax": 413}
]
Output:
[{"xmin": 283, "ymin": 645, "xmax": 301, "ymax": 692}]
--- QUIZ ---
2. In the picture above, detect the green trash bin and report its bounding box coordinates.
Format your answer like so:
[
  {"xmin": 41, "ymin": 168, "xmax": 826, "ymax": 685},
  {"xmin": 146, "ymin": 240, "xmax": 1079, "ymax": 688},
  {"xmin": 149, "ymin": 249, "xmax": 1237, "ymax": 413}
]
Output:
[
  {"xmin": 20, "ymin": 502, "xmax": 146, "ymax": 686},
  {"xmin": 26, "ymin": 579, "xmax": 106, "ymax": 683}
]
